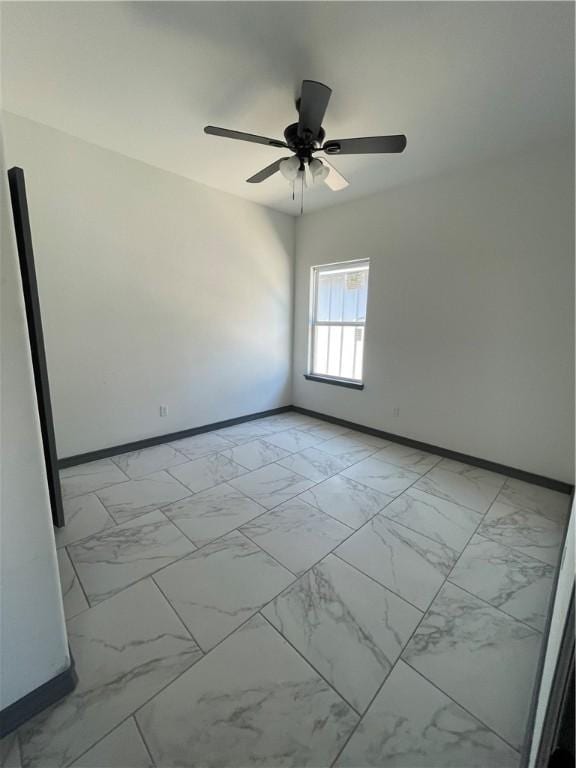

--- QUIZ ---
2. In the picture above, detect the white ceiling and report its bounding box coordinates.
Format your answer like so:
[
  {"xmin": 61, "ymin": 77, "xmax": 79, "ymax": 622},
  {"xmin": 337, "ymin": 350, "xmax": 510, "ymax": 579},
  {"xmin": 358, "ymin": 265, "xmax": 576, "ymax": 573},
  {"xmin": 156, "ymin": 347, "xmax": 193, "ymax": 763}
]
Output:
[{"xmin": 2, "ymin": 2, "xmax": 573, "ymax": 216}]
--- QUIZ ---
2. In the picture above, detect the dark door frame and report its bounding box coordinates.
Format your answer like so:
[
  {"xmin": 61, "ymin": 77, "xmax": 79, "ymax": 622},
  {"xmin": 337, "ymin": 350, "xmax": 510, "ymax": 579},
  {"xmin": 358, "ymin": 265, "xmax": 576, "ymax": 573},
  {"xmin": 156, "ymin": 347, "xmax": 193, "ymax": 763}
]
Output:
[{"xmin": 8, "ymin": 166, "xmax": 65, "ymax": 527}]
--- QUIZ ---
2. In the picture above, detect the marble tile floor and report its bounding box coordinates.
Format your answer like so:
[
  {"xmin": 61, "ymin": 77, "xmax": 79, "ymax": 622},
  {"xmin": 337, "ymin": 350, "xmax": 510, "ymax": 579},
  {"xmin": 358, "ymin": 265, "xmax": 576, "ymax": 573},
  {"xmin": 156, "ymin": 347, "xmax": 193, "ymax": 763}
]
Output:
[{"xmin": 6, "ymin": 412, "xmax": 571, "ymax": 768}]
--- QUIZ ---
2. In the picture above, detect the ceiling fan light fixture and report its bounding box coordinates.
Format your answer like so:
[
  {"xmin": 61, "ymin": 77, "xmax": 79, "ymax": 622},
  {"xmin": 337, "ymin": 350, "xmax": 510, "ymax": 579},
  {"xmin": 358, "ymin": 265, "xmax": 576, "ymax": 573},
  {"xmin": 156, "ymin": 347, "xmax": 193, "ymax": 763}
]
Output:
[
  {"xmin": 309, "ymin": 158, "xmax": 330, "ymax": 182},
  {"xmin": 279, "ymin": 156, "xmax": 300, "ymax": 181}
]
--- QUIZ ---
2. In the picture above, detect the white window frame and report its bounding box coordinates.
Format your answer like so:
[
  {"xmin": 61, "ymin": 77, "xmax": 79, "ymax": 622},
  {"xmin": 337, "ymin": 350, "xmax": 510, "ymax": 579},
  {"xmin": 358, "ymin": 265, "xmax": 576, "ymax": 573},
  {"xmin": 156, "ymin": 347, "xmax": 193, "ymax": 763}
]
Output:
[{"xmin": 307, "ymin": 258, "xmax": 370, "ymax": 385}]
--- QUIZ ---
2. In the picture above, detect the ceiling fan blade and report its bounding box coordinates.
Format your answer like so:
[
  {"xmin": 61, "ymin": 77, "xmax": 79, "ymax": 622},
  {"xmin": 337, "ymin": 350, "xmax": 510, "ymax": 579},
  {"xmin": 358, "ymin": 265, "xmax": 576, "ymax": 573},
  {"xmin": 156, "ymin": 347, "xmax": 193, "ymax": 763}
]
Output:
[
  {"xmin": 246, "ymin": 158, "xmax": 289, "ymax": 183},
  {"xmin": 323, "ymin": 135, "xmax": 407, "ymax": 155},
  {"xmin": 204, "ymin": 126, "xmax": 287, "ymax": 149},
  {"xmin": 297, "ymin": 80, "xmax": 332, "ymax": 140},
  {"xmin": 323, "ymin": 160, "xmax": 349, "ymax": 191}
]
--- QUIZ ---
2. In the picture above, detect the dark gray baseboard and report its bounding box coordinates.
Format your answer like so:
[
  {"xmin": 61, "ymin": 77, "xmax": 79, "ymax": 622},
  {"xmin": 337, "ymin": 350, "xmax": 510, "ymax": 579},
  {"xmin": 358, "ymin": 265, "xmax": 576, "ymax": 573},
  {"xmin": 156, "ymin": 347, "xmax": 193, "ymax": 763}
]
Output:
[
  {"xmin": 0, "ymin": 654, "xmax": 77, "ymax": 738},
  {"xmin": 58, "ymin": 402, "xmax": 573, "ymax": 495},
  {"xmin": 58, "ymin": 406, "xmax": 292, "ymax": 468},
  {"xmin": 293, "ymin": 406, "xmax": 574, "ymax": 495}
]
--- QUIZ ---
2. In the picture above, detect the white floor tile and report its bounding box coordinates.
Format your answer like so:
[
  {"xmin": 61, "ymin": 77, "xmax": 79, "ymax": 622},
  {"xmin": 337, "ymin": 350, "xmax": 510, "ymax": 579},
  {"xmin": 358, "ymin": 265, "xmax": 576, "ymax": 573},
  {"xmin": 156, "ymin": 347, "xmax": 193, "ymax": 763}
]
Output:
[
  {"xmin": 338, "ymin": 661, "xmax": 519, "ymax": 767},
  {"xmin": 68, "ymin": 510, "xmax": 195, "ymax": 604},
  {"xmin": 0, "ymin": 732, "xmax": 21, "ymax": 768},
  {"xmin": 278, "ymin": 447, "xmax": 350, "ymax": 482},
  {"xmin": 264, "ymin": 428, "xmax": 326, "ymax": 453},
  {"xmin": 300, "ymin": 474, "xmax": 392, "ymax": 529},
  {"xmin": 414, "ymin": 465, "xmax": 503, "ymax": 513},
  {"xmin": 336, "ymin": 515, "xmax": 458, "ymax": 610},
  {"xmin": 168, "ymin": 453, "xmax": 247, "ymax": 492},
  {"xmin": 403, "ymin": 582, "xmax": 542, "ymax": 749},
  {"xmin": 70, "ymin": 719, "xmax": 153, "ymax": 768},
  {"xmin": 96, "ymin": 471, "xmax": 191, "ymax": 523},
  {"xmin": 263, "ymin": 555, "xmax": 421, "ymax": 712},
  {"xmin": 168, "ymin": 432, "xmax": 235, "ymax": 461},
  {"xmin": 373, "ymin": 443, "xmax": 442, "ymax": 474},
  {"xmin": 229, "ymin": 463, "xmax": 314, "ymax": 509},
  {"xmin": 436, "ymin": 459, "xmax": 506, "ymax": 488},
  {"xmin": 60, "ymin": 459, "xmax": 127, "ymax": 499},
  {"xmin": 382, "ymin": 488, "xmax": 482, "ymax": 551},
  {"xmin": 154, "ymin": 531, "xmax": 294, "ymax": 650},
  {"xmin": 449, "ymin": 534, "xmax": 555, "ymax": 631},
  {"xmin": 342, "ymin": 458, "xmax": 420, "ymax": 497},
  {"xmin": 136, "ymin": 615, "xmax": 358, "ymax": 767},
  {"xmin": 56, "ymin": 493, "xmax": 115, "ymax": 548},
  {"xmin": 241, "ymin": 497, "xmax": 351, "ymax": 575},
  {"xmin": 111, "ymin": 444, "xmax": 189, "ymax": 479},
  {"xmin": 498, "ymin": 478, "xmax": 571, "ymax": 523},
  {"xmin": 161, "ymin": 482, "xmax": 264, "ymax": 547},
  {"xmin": 57, "ymin": 548, "xmax": 89, "ymax": 619},
  {"xmin": 226, "ymin": 438, "xmax": 291, "ymax": 470},
  {"xmin": 18, "ymin": 580, "xmax": 202, "ymax": 767},
  {"xmin": 479, "ymin": 500, "xmax": 565, "ymax": 565},
  {"xmin": 314, "ymin": 435, "xmax": 377, "ymax": 465},
  {"xmin": 214, "ymin": 422, "xmax": 276, "ymax": 444}
]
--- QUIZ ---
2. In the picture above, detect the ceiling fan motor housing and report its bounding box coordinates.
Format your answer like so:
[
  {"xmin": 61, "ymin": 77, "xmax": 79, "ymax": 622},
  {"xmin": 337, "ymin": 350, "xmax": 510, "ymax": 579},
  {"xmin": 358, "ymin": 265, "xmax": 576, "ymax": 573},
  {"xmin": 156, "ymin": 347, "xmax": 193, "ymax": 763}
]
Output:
[{"xmin": 283, "ymin": 122, "xmax": 325, "ymax": 158}]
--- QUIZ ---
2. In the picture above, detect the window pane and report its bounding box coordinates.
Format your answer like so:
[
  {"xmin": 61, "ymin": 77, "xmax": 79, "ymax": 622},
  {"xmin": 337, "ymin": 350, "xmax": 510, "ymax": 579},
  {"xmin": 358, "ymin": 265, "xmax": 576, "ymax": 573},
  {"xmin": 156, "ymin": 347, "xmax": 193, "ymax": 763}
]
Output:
[
  {"xmin": 312, "ymin": 324, "xmax": 365, "ymax": 381},
  {"xmin": 340, "ymin": 326, "xmax": 357, "ymax": 380},
  {"xmin": 326, "ymin": 325, "xmax": 342, "ymax": 377},
  {"xmin": 317, "ymin": 273, "xmax": 343, "ymax": 322},
  {"xmin": 312, "ymin": 325, "xmax": 330, "ymax": 375},
  {"xmin": 342, "ymin": 270, "xmax": 368, "ymax": 322},
  {"xmin": 315, "ymin": 266, "xmax": 368, "ymax": 323},
  {"xmin": 353, "ymin": 326, "xmax": 364, "ymax": 380}
]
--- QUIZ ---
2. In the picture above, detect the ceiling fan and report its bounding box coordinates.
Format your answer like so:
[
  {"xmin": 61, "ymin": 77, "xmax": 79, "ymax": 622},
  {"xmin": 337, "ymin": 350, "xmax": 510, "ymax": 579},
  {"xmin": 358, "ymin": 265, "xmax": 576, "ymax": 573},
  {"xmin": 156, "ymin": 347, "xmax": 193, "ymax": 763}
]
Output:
[{"xmin": 204, "ymin": 80, "xmax": 406, "ymax": 193}]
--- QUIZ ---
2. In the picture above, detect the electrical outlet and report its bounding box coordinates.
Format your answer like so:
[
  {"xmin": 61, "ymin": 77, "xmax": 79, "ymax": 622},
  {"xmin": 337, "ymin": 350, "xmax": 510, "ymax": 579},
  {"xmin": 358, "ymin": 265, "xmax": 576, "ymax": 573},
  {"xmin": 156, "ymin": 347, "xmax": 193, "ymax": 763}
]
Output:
[
  {"xmin": 393, "ymin": 407, "xmax": 400, "ymax": 417},
  {"xmin": 159, "ymin": 405, "xmax": 168, "ymax": 418}
]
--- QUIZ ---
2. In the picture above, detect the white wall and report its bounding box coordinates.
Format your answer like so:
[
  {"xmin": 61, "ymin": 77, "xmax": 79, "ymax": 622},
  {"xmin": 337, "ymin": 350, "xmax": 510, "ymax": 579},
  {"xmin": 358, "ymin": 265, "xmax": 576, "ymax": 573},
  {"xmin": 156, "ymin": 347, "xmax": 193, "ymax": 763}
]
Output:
[
  {"xmin": 3, "ymin": 113, "xmax": 295, "ymax": 458},
  {"xmin": 293, "ymin": 145, "xmax": 574, "ymax": 483},
  {"xmin": 0, "ymin": 111, "xmax": 69, "ymax": 710}
]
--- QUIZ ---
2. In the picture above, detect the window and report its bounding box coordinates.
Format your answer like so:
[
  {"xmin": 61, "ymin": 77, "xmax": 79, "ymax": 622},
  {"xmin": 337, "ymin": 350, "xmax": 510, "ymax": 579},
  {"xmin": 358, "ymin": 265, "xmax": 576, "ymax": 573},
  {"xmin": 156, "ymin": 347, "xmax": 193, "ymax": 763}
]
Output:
[{"xmin": 308, "ymin": 259, "xmax": 369, "ymax": 385}]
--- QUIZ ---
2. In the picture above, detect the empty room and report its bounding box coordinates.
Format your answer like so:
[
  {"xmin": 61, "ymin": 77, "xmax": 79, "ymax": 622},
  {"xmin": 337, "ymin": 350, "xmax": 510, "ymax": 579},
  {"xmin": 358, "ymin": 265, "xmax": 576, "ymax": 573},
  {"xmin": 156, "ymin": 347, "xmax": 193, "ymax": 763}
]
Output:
[{"xmin": 0, "ymin": 2, "xmax": 574, "ymax": 767}]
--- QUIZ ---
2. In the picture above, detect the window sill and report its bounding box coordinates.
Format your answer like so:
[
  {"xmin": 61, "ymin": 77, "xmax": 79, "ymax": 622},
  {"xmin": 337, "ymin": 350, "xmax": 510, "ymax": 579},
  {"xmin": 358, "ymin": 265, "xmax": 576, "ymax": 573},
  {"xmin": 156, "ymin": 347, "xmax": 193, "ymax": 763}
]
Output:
[{"xmin": 303, "ymin": 374, "xmax": 364, "ymax": 390}]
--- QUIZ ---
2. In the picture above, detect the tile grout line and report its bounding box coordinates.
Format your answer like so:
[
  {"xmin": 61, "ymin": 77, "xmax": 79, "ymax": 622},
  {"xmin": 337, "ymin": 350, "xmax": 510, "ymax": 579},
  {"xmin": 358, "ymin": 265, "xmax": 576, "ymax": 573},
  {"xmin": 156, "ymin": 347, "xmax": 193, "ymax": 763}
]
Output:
[
  {"xmin": 257, "ymin": 611, "xmax": 363, "ymax": 718},
  {"xmin": 327, "ymin": 468, "xmax": 474, "ymax": 765},
  {"xmin": 62, "ymin": 525, "xmax": 202, "ymax": 620},
  {"xmin": 57, "ymin": 524, "xmax": 250, "ymax": 768},
  {"xmin": 386, "ymin": 474, "xmax": 547, "ymax": 758},
  {"xmin": 61, "ymin": 420, "xmax": 372, "ymax": 526},
  {"xmin": 106, "ymin": 481, "xmax": 428, "ymax": 751},
  {"xmin": 328, "ymin": 466, "xmax": 516, "ymax": 766},
  {"xmin": 443, "ymin": 578, "xmax": 545, "ymax": 635},
  {"xmin": 52, "ymin": 417, "xmax": 558, "ymax": 767},
  {"xmin": 41, "ymin": 417, "xmax": 373, "ymax": 757},
  {"xmin": 401, "ymin": 659, "xmax": 522, "ymax": 755},
  {"xmin": 61, "ymin": 711, "xmax": 143, "ymax": 768},
  {"xmin": 59, "ymin": 430, "xmax": 501, "ymax": 624},
  {"xmin": 154, "ymin": 505, "xmax": 201, "ymax": 551},
  {"xmin": 148, "ymin": 576, "xmax": 204, "ymax": 650},
  {"xmin": 236, "ymin": 527, "xmax": 300, "ymax": 577},
  {"xmin": 65, "ymin": 473, "xmax": 323, "ymax": 619},
  {"xmin": 472, "ymin": 528, "xmax": 561, "ymax": 568},
  {"xmin": 330, "ymin": 552, "xmax": 426, "ymax": 614},
  {"xmin": 114, "ymin": 440, "xmax": 442, "ymax": 643},
  {"xmin": 63, "ymin": 544, "xmax": 92, "ymax": 615},
  {"xmin": 132, "ymin": 715, "xmax": 157, "ymax": 767}
]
